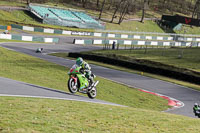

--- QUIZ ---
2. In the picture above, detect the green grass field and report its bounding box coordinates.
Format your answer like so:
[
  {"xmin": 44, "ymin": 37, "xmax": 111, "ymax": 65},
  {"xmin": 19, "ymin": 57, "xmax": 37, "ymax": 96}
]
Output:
[
  {"xmin": 175, "ymin": 24, "xmax": 200, "ymax": 35},
  {"xmin": 106, "ymin": 20, "xmax": 165, "ymax": 33},
  {"xmin": 0, "ymin": 96, "xmax": 200, "ymax": 133},
  {"xmin": 0, "ymin": 0, "xmax": 26, "ymax": 7},
  {"xmin": 0, "ymin": 46, "xmax": 169, "ymax": 111}
]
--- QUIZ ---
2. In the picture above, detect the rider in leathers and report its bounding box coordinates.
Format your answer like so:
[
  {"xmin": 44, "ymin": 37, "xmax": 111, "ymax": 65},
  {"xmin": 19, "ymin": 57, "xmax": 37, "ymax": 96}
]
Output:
[
  {"xmin": 193, "ymin": 103, "xmax": 200, "ymax": 116},
  {"xmin": 76, "ymin": 57, "xmax": 94, "ymax": 85}
]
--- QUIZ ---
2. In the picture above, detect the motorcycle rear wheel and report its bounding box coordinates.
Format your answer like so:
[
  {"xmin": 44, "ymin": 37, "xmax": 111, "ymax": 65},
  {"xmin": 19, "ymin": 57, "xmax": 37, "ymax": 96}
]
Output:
[
  {"xmin": 68, "ymin": 78, "xmax": 78, "ymax": 93},
  {"xmin": 87, "ymin": 87, "xmax": 97, "ymax": 99}
]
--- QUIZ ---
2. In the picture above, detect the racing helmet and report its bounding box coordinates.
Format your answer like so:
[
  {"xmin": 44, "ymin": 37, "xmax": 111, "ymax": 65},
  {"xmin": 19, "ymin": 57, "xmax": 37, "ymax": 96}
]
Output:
[
  {"xmin": 76, "ymin": 57, "xmax": 83, "ymax": 66},
  {"xmin": 195, "ymin": 103, "xmax": 198, "ymax": 107}
]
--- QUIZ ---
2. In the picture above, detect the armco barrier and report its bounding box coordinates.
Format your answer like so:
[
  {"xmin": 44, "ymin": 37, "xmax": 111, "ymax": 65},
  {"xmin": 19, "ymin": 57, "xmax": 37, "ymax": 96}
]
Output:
[
  {"xmin": 12, "ymin": 24, "xmax": 23, "ymax": 30},
  {"xmin": 0, "ymin": 34, "xmax": 12, "ymax": 39},
  {"xmin": 85, "ymin": 40, "xmax": 93, "ymax": 45},
  {"xmin": 53, "ymin": 38, "xmax": 59, "ymax": 43},
  {"xmin": 73, "ymin": 39, "xmax": 200, "ymax": 47},
  {"xmin": 12, "ymin": 35, "xmax": 22, "ymax": 40},
  {"xmin": 34, "ymin": 27, "xmax": 44, "ymax": 32},
  {"xmin": 9, "ymin": 24, "xmax": 200, "ymax": 42},
  {"xmin": 9, "ymin": 24, "xmax": 175, "ymax": 41},
  {"xmin": 54, "ymin": 29, "xmax": 62, "ymax": 34},
  {"xmin": 68, "ymin": 52, "xmax": 200, "ymax": 85},
  {"xmin": 32, "ymin": 37, "xmax": 44, "ymax": 42},
  {"xmin": 0, "ymin": 25, "xmax": 7, "ymax": 30},
  {"xmin": 0, "ymin": 33, "xmax": 59, "ymax": 43}
]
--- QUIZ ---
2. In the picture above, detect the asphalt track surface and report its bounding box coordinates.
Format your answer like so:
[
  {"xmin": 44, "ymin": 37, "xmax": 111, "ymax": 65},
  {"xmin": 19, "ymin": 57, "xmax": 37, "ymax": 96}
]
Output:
[{"xmin": 0, "ymin": 42, "xmax": 200, "ymax": 118}]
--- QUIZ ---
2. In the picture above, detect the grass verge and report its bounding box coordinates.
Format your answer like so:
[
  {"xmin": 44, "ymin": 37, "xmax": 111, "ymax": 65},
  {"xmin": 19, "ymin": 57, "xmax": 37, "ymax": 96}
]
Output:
[
  {"xmin": 0, "ymin": 96, "xmax": 200, "ymax": 133},
  {"xmin": 0, "ymin": 46, "xmax": 169, "ymax": 111},
  {"xmin": 106, "ymin": 20, "xmax": 165, "ymax": 33}
]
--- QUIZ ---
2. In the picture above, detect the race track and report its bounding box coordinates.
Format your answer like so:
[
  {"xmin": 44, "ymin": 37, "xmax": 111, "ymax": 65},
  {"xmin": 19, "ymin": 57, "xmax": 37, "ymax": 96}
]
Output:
[
  {"xmin": 0, "ymin": 42, "xmax": 200, "ymax": 118},
  {"xmin": 0, "ymin": 76, "xmax": 122, "ymax": 107}
]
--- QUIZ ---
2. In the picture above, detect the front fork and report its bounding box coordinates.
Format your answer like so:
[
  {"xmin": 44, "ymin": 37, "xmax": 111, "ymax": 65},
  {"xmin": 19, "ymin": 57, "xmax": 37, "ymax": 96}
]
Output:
[
  {"xmin": 71, "ymin": 76, "xmax": 77, "ymax": 83},
  {"xmin": 70, "ymin": 75, "xmax": 78, "ymax": 87}
]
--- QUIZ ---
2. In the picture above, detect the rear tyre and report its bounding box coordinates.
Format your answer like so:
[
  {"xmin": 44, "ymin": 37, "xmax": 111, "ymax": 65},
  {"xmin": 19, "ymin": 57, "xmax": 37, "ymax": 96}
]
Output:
[
  {"xmin": 87, "ymin": 87, "xmax": 97, "ymax": 99},
  {"xmin": 68, "ymin": 78, "xmax": 78, "ymax": 93}
]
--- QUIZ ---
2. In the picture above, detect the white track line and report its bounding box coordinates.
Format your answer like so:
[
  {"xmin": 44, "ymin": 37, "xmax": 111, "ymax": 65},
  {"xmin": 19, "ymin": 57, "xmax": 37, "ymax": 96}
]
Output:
[{"xmin": 0, "ymin": 94, "xmax": 126, "ymax": 107}]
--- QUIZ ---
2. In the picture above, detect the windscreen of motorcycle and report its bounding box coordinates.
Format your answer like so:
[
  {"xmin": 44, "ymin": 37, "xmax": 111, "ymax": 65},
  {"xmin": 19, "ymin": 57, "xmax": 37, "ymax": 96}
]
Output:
[{"xmin": 70, "ymin": 64, "xmax": 78, "ymax": 73}]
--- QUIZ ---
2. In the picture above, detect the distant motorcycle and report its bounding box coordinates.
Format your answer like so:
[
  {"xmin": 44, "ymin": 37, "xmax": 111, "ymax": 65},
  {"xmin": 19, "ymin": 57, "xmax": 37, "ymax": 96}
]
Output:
[
  {"xmin": 67, "ymin": 64, "xmax": 99, "ymax": 99},
  {"xmin": 35, "ymin": 48, "xmax": 43, "ymax": 53},
  {"xmin": 194, "ymin": 107, "xmax": 200, "ymax": 118}
]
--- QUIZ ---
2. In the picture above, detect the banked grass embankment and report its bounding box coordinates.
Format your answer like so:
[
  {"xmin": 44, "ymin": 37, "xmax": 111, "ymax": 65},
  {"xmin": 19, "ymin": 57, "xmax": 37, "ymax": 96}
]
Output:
[
  {"xmin": 0, "ymin": 96, "xmax": 200, "ymax": 133},
  {"xmin": 0, "ymin": 46, "xmax": 169, "ymax": 111}
]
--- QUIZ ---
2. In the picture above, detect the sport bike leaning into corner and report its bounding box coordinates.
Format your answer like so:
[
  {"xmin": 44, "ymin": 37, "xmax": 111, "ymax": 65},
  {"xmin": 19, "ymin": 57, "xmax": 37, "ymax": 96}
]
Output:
[
  {"xmin": 67, "ymin": 57, "xmax": 99, "ymax": 99},
  {"xmin": 193, "ymin": 103, "xmax": 200, "ymax": 118}
]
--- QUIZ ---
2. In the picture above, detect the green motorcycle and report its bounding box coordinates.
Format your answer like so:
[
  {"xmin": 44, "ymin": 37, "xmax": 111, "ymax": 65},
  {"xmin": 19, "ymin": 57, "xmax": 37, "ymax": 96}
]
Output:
[{"xmin": 68, "ymin": 64, "xmax": 99, "ymax": 99}]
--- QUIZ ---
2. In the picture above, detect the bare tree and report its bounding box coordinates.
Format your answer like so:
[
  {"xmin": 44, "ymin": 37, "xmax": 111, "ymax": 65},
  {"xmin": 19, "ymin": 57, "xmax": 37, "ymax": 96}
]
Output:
[
  {"xmin": 192, "ymin": 0, "xmax": 200, "ymax": 19},
  {"xmin": 107, "ymin": 0, "xmax": 113, "ymax": 10},
  {"xmin": 99, "ymin": 0, "xmax": 106, "ymax": 19},
  {"xmin": 118, "ymin": 0, "xmax": 130, "ymax": 24},
  {"xmin": 82, "ymin": 0, "xmax": 88, "ymax": 8},
  {"xmin": 111, "ymin": 0, "xmax": 124, "ymax": 23},
  {"xmin": 26, "ymin": 0, "xmax": 30, "ymax": 4},
  {"xmin": 140, "ymin": 0, "xmax": 148, "ymax": 23},
  {"xmin": 97, "ymin": 0, "xmax": 100, "ymax": 8}
]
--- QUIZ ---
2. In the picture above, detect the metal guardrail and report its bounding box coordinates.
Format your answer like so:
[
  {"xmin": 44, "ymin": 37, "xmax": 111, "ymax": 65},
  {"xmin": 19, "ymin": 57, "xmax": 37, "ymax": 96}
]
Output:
[
  {"xmin": 74, "ymin": 39, "xmax": 200, "ymax": 47},
  {"xmin": 96, "ymin": 29, "xmax": 200, "ymax": 37}
]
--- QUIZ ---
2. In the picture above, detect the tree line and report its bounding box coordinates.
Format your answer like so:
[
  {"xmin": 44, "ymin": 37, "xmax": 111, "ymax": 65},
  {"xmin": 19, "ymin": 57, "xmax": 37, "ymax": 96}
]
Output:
[{"xmin": 11, "ymin": 0, "xmax": 200, "ymax": 23}]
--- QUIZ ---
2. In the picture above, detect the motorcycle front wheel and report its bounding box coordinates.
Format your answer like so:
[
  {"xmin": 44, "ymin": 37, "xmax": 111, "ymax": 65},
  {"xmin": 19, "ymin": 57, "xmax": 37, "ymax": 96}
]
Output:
[
  {"xmin": 68, "ymin": 78, "xmax": 78, "ymax": 93},
  {"xmin": 87, "ymin": 87, "xmax": 97, "ymax": 99}
]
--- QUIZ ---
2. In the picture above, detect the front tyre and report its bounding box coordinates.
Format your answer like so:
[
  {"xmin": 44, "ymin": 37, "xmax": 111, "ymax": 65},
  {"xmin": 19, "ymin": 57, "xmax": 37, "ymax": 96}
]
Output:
[
  {"xmin": 68, "ymin": 78, "xmax": 78, "ymax": 93},
  {"xmin": 87, "ymin": 87, "xmax": 97, "ymax": 99}
]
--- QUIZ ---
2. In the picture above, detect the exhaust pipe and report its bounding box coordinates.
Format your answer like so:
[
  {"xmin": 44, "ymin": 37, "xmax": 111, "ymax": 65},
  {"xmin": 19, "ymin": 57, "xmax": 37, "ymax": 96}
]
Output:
[
  {"xmin": 88, "ymin": 81, "xmax": 99, "ymax": 92},
  {"xmin": 93, "ymin": 81, "xmax": 99, "ymax": 87}
]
